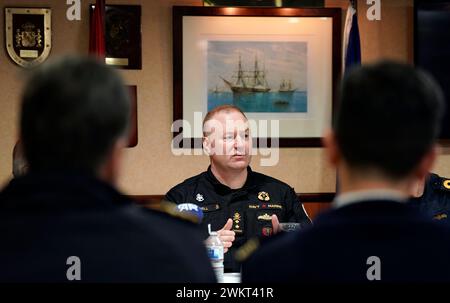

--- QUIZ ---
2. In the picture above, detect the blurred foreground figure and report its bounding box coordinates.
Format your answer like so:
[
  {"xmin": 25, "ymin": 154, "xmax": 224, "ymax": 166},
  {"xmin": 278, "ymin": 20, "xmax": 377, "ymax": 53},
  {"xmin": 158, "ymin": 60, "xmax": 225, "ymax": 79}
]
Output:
[
  {"xmin": 0, "ymin": 57, "xmax": 215, "ymax": 282},
  {"xmin": 242, "ymin": 61, "xmax": 450, "ymax": 283}
]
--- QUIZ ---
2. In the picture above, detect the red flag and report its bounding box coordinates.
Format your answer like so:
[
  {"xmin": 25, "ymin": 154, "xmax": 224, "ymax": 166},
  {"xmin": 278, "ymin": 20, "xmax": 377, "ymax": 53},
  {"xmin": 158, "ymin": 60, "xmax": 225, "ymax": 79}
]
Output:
[{"xmin": 89, "ymin": 0, "xmax": 105, "ymax": 59}]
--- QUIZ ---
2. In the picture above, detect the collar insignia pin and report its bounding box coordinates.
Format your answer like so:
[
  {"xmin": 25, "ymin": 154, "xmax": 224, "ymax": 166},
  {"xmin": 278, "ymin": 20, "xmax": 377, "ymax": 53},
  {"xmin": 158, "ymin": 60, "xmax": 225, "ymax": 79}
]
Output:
[{"xmin": 443, "ymin": 180, "xmax": 450, "ymax": 190}]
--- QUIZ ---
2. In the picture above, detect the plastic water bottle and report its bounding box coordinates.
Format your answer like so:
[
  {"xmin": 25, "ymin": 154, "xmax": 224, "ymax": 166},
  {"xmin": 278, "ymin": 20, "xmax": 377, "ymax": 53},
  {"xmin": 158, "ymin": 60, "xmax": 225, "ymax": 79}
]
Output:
[{"xmin": 205, "ymin": 225, "xmax": 224, "ymax": 283}]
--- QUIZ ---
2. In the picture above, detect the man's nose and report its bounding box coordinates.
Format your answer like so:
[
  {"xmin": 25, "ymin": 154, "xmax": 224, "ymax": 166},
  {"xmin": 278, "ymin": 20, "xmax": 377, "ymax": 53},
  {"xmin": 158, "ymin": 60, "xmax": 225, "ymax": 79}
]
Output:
[{"xmin": 234, "ymin": 135, "xmax": 245, "ymax": 151}]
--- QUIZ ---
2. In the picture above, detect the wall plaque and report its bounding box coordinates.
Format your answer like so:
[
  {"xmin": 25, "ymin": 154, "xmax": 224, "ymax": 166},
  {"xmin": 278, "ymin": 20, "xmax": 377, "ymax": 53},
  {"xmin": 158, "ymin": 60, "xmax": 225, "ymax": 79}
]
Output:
[{"xmin": 5, "ymin": 8, "xmax": 51, "ymax": 68}]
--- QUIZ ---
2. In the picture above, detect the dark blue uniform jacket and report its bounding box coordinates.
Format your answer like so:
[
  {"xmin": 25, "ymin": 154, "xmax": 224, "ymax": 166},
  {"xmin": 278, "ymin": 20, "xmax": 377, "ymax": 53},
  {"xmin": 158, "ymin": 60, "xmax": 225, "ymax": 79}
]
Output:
[
  {"xmin": 0, "ymin": 172, "xmax": 216, "ymax": 283},
  {"xmin": 242, "ymin": 200, "xmax": 450, "ymax": 283}
]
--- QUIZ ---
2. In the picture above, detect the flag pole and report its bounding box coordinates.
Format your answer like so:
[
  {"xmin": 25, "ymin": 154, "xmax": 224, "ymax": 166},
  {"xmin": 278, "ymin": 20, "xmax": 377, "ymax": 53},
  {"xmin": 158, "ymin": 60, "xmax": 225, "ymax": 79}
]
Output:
[{"xmin": 89, "ymin": 0, "xmax": 106, "ymax": 60}]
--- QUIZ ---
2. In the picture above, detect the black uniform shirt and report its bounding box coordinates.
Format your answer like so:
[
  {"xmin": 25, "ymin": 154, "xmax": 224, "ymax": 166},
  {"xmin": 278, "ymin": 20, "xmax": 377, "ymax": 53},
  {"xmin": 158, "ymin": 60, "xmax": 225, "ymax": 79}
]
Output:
[
  {"xmin": 165, "ymin": 166, "xmax": 312, "ymax": 272},
  {"xmin": 409, "ymin": 173, "xmax": 450, "ymax": 222}
]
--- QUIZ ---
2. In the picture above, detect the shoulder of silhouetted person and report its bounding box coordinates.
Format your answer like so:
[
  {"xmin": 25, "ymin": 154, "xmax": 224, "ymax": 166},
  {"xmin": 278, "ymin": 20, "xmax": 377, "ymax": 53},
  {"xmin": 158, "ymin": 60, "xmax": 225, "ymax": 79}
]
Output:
[{"xmin": 0, "ymin": 171, "xmax": 215, "ymax": 283}]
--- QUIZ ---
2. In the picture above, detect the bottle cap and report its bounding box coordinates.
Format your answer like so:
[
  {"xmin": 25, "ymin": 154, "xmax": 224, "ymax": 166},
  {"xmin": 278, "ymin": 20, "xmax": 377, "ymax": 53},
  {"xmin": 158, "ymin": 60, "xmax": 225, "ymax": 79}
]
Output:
[{"xmin": 208, "ymin": 224, "xmax": 215, "ymax": 236}]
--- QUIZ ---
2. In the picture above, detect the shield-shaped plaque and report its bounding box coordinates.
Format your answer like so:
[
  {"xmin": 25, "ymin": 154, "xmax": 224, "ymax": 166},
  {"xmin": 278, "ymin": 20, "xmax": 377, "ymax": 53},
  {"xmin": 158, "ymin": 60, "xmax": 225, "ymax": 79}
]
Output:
[{"xmin": 5, "ymin": 8, "xmax": 51, "ymax": 68}]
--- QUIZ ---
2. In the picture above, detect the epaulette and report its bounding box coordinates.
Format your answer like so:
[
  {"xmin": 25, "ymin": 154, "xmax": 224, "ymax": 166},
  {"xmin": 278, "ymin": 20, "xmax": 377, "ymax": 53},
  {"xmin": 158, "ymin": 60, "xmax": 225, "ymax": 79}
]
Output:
[
  {"xmin": 157, "ymin": 200, "xmax": 200, "ymax": 224},
  {"xmin": 433, "ymin": 213, "xmax": 448, "ymax": 221},
  {"xmin": 234, "ymin": 238, "xmax": 260, "ymax": 263},
  {"xmin": 438, "ymin": 177, "xmax": 450, "ymax": 192}
]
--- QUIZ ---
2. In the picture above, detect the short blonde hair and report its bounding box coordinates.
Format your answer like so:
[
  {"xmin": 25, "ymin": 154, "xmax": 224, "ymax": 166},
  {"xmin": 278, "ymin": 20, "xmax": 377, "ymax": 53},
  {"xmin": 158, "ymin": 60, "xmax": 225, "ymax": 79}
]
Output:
[{"xmin": 202, "ymin": 105, "xmax": 247, "ymax": 137}]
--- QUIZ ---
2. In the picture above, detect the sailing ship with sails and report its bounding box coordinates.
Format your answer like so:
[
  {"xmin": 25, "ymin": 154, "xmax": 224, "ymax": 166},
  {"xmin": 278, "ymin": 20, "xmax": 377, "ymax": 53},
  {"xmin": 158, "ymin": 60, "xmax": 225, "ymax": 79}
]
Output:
[
  {"xmin": 278, "ymin": 79, "xmax": 296, "ymax": 93},
  {"xmin": 220, "ymin": 55, "xmax": 270, "ymax": 93}
]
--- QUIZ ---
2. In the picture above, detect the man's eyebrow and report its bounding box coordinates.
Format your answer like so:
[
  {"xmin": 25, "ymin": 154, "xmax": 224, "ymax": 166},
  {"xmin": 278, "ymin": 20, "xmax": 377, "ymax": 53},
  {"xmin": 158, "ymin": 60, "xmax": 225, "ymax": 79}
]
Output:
[{"xmin": 239, "ymin": 128, "xmax": 249, "ymax": 133}]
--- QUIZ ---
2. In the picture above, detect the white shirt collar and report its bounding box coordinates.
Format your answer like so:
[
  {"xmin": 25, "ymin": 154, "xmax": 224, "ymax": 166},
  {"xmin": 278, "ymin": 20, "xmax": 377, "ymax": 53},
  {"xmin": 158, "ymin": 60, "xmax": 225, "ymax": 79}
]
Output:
[{"xmin": 333, "ymin": 189, "xmax": 408, "ymax": 209}]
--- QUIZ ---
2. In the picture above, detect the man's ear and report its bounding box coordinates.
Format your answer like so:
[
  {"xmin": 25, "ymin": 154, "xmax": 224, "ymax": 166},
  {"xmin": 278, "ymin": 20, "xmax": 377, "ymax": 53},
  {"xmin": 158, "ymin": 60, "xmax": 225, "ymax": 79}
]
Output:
[
  {"xmin": 203, "ymin": 136, "xmax": 211, "ymax": 155},
  {"xmin": 415, "ymin": 144, "xmax": 438, "ymax": 180},
  {"xmin": 98, "ymin": 138, "xmax": 127, "ymax": 185},
  {"xmin": 322, "ymin": 129, "xmax": 340, "ymax": 167}
]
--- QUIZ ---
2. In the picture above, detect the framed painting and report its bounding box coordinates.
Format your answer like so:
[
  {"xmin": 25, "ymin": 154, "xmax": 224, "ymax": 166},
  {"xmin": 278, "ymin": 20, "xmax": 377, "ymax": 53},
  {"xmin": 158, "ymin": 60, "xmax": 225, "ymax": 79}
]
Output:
[{"xmin": 173, "ymin": 6, "xmax": 341, "ymax": 148}]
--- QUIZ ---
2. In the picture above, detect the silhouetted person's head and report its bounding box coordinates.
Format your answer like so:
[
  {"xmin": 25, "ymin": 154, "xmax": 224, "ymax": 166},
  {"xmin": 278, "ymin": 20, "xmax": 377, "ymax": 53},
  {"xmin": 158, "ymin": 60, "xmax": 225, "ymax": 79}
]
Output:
[
  {"xmin": 324, "ymin": 61, "xmax": 445, "ymax": 188},
  {"xmin": 20, "ymin": 56, "xmax": 130, "ymax": 183}
]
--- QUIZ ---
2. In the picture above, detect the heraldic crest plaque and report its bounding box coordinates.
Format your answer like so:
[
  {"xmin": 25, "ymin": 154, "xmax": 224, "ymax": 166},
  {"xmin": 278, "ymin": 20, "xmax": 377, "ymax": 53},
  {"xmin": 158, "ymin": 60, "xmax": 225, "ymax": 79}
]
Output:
[
  {"xmin": 5, "ymin": 8, "xmax": 51, "ymax": 68},
  {"xmin": 90, "ymin": 5, "xmax": 142, "ymax": 69}
]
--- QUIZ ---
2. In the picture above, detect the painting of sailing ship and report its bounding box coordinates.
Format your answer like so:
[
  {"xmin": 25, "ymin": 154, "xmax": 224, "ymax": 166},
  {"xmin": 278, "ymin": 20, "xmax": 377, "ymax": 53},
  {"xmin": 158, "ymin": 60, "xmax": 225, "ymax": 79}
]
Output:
[
  {"xmin": 220, "ymin": 54, "xmax": 271, "ymax": 93},
  {"xmin": 279, "ymin": 79, "xmax": 296, "ymax": 93},
  {"xmin": 207, "ymin": 41, "xmax": 307, "ymax": 113}
]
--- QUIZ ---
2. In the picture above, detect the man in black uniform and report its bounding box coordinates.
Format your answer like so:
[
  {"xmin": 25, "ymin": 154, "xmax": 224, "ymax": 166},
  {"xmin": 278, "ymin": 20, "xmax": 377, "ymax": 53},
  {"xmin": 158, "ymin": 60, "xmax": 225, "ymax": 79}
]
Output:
[
  {"xmin": 165, "ymin": 105, "xmax": 311, "ymax": 272},
  {"xmin": 0, "ymin": 57, "xmax": 215, "ymax": 282},
  {"xmin": 409, "ymin": 173, "xmax": 450, "ymax": 222}
]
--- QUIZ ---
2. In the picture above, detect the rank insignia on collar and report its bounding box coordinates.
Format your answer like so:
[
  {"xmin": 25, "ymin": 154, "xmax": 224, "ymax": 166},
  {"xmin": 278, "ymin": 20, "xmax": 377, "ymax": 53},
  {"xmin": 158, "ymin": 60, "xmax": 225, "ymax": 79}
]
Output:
[
  {"xmin": 258, "ymin": 191, "xmax": 270, "ymax": 202},
  {"xmin": 433, "ymin": 213, "xmax": 448, "ymax": 220},
  {"xmin": 233, "ymin": 212, "xmax": 242, "ymax": 231},
  {"xmin": 443, "ymin": 180, "xmax": 450, "ymax": 190},
  {"xmin": 262, "ymin": 227, "xmax": 273, "ymax": 237},
  {"xmin": 257, "ymin": 213, "xmax": 272, "ymax": 221}
]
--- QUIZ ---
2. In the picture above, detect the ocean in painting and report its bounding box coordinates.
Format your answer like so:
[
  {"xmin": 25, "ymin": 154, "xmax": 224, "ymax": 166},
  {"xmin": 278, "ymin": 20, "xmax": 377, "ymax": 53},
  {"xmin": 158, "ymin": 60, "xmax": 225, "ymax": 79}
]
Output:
[{"xmin": 208, "ymin": 91, "xmax": 307, "ymax": 113}]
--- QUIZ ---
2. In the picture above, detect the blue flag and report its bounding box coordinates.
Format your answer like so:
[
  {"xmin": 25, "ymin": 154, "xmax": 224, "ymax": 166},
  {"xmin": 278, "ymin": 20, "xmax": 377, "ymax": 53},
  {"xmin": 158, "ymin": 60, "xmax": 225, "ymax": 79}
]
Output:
[
  {"xmin": 337, "ymin": 3, "xmax": 362, "ymax": 195},
  {"xmin": 343, "ymin": 3, "xmax": 361, "ymax": 72}
]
